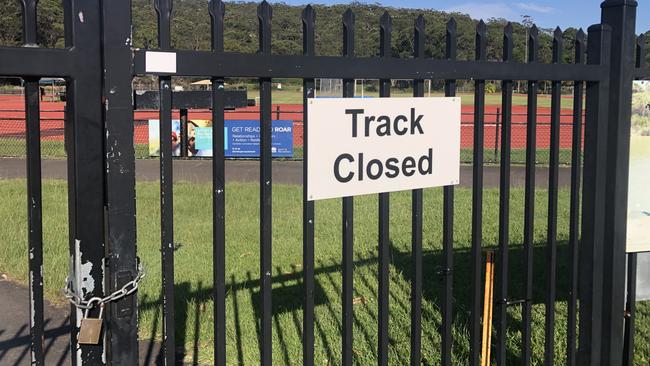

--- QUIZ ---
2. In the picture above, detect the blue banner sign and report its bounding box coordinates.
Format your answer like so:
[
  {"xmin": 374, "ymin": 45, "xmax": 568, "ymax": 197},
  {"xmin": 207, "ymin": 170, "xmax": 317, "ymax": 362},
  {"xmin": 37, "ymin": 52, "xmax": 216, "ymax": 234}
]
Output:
[{"xmin": 194, "ymin": 120, "xmax": 293, "ymax": 158}]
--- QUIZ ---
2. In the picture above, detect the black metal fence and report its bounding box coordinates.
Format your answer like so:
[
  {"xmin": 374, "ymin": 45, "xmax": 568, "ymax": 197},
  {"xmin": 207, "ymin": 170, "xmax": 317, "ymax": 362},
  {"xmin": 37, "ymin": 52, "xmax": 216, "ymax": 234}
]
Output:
[{"xmin": 1, "ymin": 0, "xmax": 647, "ymax": 365}]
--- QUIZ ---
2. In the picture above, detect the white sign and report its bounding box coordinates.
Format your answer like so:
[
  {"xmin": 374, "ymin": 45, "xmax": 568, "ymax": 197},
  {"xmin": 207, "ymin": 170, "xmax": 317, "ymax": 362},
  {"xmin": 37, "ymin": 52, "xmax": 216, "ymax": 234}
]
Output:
[
  {"xmin": 627, "ymin": 81, "xmax": 650, "ymax": 253},
  {"xmin": 307, "ymin": 97, "xmax": 460, "ymax": 201},
  {"xmin": 145, "ymin": 51, "xmax": 177, "ymax": 73}
]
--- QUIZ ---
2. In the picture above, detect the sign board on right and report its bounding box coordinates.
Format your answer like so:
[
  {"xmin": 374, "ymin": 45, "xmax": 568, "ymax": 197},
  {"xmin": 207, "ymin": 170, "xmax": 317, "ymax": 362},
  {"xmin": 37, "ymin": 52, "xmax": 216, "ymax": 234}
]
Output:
[
  {"xmin": 627, "ymin": 81, "xmax": 650, "ymax": 253},
  {"xmin": 307, "ymin": 97, "xmax": 460, "ymax": 201}
]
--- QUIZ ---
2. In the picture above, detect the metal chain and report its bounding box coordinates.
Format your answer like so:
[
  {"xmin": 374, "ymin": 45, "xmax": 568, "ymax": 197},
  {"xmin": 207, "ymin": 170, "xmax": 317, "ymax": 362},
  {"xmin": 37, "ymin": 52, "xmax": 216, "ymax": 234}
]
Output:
[{"xmin": 63, "ymin": 262, "xmax": 145, "ymax": 310}]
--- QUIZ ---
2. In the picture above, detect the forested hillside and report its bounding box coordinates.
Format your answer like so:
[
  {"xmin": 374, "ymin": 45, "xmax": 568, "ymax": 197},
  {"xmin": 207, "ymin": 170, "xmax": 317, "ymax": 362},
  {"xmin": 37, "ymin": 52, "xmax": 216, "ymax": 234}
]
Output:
[{"xmin": 2, "ymin": 0, "xmax": 648, "ymax": 64}]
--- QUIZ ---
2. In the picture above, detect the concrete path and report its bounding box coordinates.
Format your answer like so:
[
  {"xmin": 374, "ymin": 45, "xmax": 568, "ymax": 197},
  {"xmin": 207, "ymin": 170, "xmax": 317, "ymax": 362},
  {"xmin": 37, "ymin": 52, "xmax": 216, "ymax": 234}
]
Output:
[
  {"xmin": 0, "ymin": 279, "xmax": 71, "ymax": 365},
  {"xmin": 0, "ymin": 158, "xmax": 573, "ymax": 188}
]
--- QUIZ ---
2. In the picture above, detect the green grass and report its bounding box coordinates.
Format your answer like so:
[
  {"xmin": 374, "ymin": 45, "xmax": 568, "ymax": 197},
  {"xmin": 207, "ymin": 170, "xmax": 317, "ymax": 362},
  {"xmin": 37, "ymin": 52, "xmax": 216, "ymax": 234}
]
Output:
[
  {"xmin": 292, "ymin": 146, "xmax": 303, "ymax": 159},
  {"xmin": 292, "ymin": 147, "xmax": 576, "ymax": 166},
  {"xmin": 296, "ymin": 147, "xmax": 574, "ymax": 165},
  {"xmin": 0, "ymin": 138, "xmax": 68, "ymax": 158},
  {"xmin": 1, "ymin": 141, "xmax": 575, "ymax": 165},
  {"xmin": 0, "ymin": 180, "xmax": 647, "ymax": 365},
  {"xmin": 299, "ymin": 147, "xmax": 575, "ymax": 165},
  {"xmin": 0, "ymin": 138, "xmax": 150, "ymax": 159},
  {"xmin": 462, "ymin": 148, "xmax": 574, "ymax": 165}
]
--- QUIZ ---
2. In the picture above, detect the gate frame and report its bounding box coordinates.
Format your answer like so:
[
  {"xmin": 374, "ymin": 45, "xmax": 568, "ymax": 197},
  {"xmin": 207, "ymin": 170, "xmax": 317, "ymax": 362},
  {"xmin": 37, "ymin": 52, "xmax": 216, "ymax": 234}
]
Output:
[
  {"xmin": 1, "ymin": 0, "xmax": 644, "ymax": 365},
  {"xmin": 99, "ymin": 0, "xmax": 640, "ymax": 365},
  {"xmin": 102, "ymin": 0, "xmax": 139, "ymax": 364}
]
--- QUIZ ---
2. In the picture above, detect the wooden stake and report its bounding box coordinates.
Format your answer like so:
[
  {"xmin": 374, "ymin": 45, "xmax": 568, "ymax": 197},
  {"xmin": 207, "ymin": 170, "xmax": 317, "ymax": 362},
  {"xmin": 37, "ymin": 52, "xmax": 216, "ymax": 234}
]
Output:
[{"xmin": 481, "ymin": 251, "xmax": 496, "ymax": 366}]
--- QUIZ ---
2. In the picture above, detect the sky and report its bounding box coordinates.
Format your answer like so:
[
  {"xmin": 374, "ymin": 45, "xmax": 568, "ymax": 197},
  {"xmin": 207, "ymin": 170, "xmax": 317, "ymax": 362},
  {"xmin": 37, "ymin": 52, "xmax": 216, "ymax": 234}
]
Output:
[{"xmin": 269, "ymin": 0, "xmax": 650, "ymax": 33}]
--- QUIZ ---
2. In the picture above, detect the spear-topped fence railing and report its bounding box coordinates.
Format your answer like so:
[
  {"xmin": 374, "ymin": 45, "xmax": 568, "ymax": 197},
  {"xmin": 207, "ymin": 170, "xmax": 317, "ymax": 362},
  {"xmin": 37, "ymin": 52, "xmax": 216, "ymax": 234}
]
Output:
[{"xmin": 0, "ymin": 0, "xmax": 647, "ymax": 365}]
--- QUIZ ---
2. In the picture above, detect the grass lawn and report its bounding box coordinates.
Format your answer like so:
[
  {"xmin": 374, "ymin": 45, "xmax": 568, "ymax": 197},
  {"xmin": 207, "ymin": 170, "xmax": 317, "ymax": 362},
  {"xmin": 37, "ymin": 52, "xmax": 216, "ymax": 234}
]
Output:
[
  {"xmin": 0, "ymin": 138, "xmax": 150, "ymax": 159},
  {"xmin": 0, "ymin": 138, "xmax": 69, "ymax": 158},
  {"xmin": 0, "ymin": 180, "xmax": 647, "ymax": 365},
  {"xmin": 294, "ymin": 147, "xmax": 574, "ymax": 166},
  {"xmin": 460, "ymin": 148, "xmax": 574, "ymax": 166},
  {"xmin": 0, "ymin": 140, "xmax": 574, "ymax": 166}
]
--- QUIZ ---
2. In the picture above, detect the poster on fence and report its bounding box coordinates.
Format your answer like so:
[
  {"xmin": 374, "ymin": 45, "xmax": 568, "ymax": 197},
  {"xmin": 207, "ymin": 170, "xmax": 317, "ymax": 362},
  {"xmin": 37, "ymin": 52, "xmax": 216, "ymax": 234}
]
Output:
[
  {"xmin": 194, "ymin": 120, "xmax": 293, "ymax": 158},
  {"xmin": 187, "ymin": 119, "xmax": 212, "ymax": 157},
  {"xmin": 148, "ymin": 119, "xmax": 181, "ymax": 157},
  {"xmin": 148, "ymin": 119, "xmax": 293, "ymax": 158},
  {"xmin": 627, "ymin": 81, "xmax": 650, "ymax": 253}
]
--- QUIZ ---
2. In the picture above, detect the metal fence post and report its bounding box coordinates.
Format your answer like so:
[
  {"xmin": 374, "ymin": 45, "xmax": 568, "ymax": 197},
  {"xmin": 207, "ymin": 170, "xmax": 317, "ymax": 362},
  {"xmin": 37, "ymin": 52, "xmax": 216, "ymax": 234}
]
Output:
[
  {"xmin": 20, "ymin": 1, "xmax": 45, "ymax": 364},
  {"xmin": 257, "ymin": 3, "xmax": 274, "ymax": 365},
  {"xmin": 153, "ymin": 0, "xmax": 176, "ymax": 364},
  {"xmin": 102, "ymin": 0, "xmax": 139, "ymax": 364},
  {"xmin": 341, "ymin": 9, "xmax": 355, "ymax": 366},
  {"xmin": 208, "ymin": 2, "xmax": 227, "ymax": 364},
  {"xmin": 599, "ymin": 1, "xmax": 637, "ymax": 365},
  {"xmin": 301, "ymin": 6, "xmax": 316, "ymax": 366},
  {"xmin": 62, "ymin": 0, "xmax": 107, "ymax": 363},
  {"xmin": 441, "ymin": 17, "xmax": 457, "ymax": 366},
  {"xmin": 567, "ymin": 29, "xmax": 587, "ymax": 366},
  {"xmin": 578, "ymin": 23, "xmax": 611, "ymax": 366},
  {"xmin": 378, "ymin": 12, "xmax": 392, "ymax": 366}
]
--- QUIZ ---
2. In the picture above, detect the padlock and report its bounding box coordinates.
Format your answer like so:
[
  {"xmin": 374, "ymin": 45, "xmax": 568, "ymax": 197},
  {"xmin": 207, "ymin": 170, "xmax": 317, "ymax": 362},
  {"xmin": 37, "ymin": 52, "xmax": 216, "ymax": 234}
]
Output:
[{"xmin": 78, "ymin": 304, "xmax": 104, "ymax": 345}]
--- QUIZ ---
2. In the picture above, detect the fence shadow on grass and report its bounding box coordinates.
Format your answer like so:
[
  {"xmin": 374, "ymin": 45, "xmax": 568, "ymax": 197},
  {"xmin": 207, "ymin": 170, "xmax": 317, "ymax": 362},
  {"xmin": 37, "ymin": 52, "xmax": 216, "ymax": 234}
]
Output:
[
  {"xmin": 390, "ymin": 240, "xmax": 573, "ymax": 364},
  {"xmin": 138, "ymin": 240, "xmax": 571, "ymax": 365}
]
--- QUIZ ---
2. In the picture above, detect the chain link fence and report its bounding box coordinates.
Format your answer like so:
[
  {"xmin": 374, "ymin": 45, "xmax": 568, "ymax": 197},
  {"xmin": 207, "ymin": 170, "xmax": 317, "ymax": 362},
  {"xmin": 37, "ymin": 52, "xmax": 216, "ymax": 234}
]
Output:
[
  {"xmin": 0, "ymin": 98, "xmax": 580, "ymax": 165},
  {"xmin": 461, "ymin": 109, "xmax": 580, "ymax": 165}
]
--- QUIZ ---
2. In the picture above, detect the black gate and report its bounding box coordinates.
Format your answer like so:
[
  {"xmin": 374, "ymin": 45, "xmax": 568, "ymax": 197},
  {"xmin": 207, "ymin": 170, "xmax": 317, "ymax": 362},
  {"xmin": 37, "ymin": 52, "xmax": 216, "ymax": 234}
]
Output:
[{"xmin": 2, "ymin": 0, "xmax": 649, "ymax": 365}]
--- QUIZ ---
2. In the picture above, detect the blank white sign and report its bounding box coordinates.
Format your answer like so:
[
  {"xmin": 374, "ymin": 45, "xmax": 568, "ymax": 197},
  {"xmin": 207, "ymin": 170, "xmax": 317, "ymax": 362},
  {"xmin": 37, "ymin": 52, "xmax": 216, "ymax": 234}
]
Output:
[
  {"xmin": 627, "ymin": 81, "xmax": 650, "ymax": 253},
  {"xmin": 145, "ymin": 51, "xmax": 176, "ymax": 73},
  {"xmin": 307, "ymin": 97, "xmax": 460, "ymax": 201}
]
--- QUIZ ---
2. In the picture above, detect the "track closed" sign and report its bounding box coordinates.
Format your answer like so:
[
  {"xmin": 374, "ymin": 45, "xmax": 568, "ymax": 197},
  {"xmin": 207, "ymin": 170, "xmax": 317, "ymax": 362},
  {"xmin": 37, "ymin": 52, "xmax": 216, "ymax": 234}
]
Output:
[{"xmin": 307, "ymin": 97, "xmax": 461, "ymax": 201}]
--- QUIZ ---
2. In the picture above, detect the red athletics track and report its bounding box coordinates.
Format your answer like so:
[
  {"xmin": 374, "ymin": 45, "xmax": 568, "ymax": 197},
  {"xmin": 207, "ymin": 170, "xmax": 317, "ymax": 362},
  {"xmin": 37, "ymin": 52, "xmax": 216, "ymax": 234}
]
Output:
[{"xmin": 0, "ymin": 95, "xmax": 581, "ymax": 149}]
